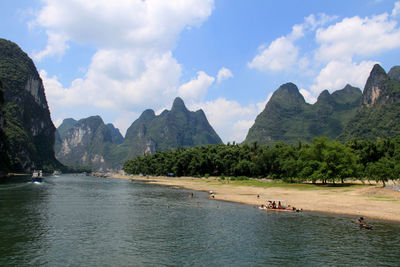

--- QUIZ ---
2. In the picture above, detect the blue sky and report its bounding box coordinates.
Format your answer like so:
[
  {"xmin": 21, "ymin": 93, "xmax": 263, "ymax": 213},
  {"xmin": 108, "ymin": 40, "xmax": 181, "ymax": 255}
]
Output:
[{"xmin": 1, "ymin": 0, "xmax": 400, "ymax": 143}]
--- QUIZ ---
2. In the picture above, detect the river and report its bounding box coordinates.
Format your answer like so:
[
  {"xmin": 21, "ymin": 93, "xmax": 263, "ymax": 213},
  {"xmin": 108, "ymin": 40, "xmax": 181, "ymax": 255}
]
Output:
[{"xmin": 1, "ymin": 174, "xmax": 399, "ymax": 266}]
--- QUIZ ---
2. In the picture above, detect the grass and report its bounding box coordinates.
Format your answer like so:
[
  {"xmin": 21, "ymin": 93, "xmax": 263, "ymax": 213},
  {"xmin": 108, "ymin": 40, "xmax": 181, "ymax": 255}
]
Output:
[
  {"xmin": 226, "ymin": 179, "xmax": 368, "ymax": 191},
  {"xmin": 366, "ymin": 195, "xmax": 399, "ymax": 202}
]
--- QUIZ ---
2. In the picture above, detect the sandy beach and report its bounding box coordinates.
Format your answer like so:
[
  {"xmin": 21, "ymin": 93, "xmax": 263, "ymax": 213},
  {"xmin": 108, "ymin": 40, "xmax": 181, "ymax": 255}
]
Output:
[{"xmin": 112, "ymin": 175, "xmax": 400, "ymax": 222}]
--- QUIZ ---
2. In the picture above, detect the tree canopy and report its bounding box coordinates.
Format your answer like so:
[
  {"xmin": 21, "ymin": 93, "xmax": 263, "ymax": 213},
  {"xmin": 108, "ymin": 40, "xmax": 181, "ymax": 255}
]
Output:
[{"xmin": 123, "ymin": 136, "xmax": 400, "ymax": 186}]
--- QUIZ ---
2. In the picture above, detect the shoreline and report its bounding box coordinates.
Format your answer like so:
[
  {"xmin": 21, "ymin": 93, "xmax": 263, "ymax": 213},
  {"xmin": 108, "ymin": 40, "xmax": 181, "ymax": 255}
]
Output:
[{"xmin": 112, "ymin": 175, "xmax": 400, "ymax": 223}]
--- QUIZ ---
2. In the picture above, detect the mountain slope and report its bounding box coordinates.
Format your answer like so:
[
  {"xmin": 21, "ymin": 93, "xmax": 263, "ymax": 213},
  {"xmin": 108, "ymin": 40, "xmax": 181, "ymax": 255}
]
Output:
[
  {"xmin": 55, "ymin": 97, "xmax": 222, "ymax": 170},
  {"xmin": 245, "ymin": 83, "xmax": 311, "ymax": 145},
  {"xmin": 340, "ymin": 64, "xmax": 400, "ymax": 141},
  {"xmin": 0, "ymin": 38, "xmax": 61, "ymax": 172},
  {"xmin": 55, "ymin": 116, "xmax": 123, "ymax": 171},
  {"xmin": 120, "ymin": 97, "xmax": 222, "ymax": 159},
  {"xmin": 245, "ymin": 83, "xmax": 362, "ymax": 145},
  {"xmin": 0, "ymin": 80, "xmax": 11, "ymax": 174}
]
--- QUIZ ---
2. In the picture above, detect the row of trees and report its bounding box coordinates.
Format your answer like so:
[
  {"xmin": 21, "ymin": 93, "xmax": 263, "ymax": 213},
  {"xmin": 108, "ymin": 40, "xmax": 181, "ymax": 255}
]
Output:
[{"xmin": 123, "ymin": 137, "xmax": 400, "ymax": 185}]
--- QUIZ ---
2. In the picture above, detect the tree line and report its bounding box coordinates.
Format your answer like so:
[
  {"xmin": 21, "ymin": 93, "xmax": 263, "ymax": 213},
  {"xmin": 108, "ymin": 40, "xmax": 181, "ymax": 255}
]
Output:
[{"xmin": 123, "ymin": 137, "xmax": 400, "ymax": 186}]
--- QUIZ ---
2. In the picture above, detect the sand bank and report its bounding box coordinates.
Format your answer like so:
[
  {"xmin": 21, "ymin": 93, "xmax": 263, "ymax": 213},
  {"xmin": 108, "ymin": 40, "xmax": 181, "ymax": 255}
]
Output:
[{"xmin": 113, "ymin": 175, "xmax": 400, "ymax": 222}]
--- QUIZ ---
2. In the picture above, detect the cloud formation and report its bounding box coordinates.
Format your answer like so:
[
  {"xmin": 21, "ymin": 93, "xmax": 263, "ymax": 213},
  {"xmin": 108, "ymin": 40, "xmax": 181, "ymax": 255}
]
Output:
[
  {"xmin": 34, "ymin": 0, "xmax": 215, "ymax": 135},
  {"xmin": 217, "ymin": 67, "xmax": 233, "ymax": 83},
  {"xmin": 34, "ymin": 0, "xmax": 214, "ymax": 58},
  {"xmin": 248, "ymin": 37, "xmax": 299, "ymax": 71},
  {"xmin": 248, "ymin": 14, "xmax": 337, "ymax": 72},
  {"xmin": 190, "ymin": 97, "xmax": 268, "ymax": 143},
  {"xmin": 178, "ymin": 71, "xmax": 215, "ymax": 103},
  {"xmin": 315, "ymin": 13, "xmax": 400, "ymax": 62},
  {"xmin": 250, "ymin": 3, "xmax": 400, "ymax": 102}
]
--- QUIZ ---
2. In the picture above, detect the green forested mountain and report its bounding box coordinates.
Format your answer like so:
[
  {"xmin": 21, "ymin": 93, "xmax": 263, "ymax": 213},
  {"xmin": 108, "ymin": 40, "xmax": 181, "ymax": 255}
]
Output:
[
  {"xmin": 0, "ymin": 38, "xmax": 61, "ymax": 172},
  {"xmin": 119, "ymin": 97, "xmax": 222, "ymax": 159},
  {"xmin": 340, "ymin": 64, "xmax": 400, "ymax": 141},
  {"xmin": 107, "ymin": 123, "xmax": 124, "ymax": 144},
  {"xmin": 0, "ymin": 80, "xmax": 11, "ymax": 175},
  {"xmin": 55, "ymin": 97, "xmax": 222, "ymax": 171},
  {"xmin": 55, "ymin": 116, "xmax": 123, "ymax": 171},
  {"xmin": 244, "ymin": 83, "xmax": 362, "ymax": 145}
]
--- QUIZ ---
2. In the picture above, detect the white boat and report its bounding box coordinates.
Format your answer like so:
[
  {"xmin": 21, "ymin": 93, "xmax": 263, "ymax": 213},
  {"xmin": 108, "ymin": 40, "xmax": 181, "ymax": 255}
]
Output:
[{"xmin": 31, "ymin": 170, "xmax": 43, "ymax": 183}]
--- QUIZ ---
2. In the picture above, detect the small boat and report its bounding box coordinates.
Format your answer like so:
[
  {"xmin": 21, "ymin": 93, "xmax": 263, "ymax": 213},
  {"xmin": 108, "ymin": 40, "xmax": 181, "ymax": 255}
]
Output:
[{"xmin": 31, "ymin": 170, "xmax": 43, "ymax": 183}]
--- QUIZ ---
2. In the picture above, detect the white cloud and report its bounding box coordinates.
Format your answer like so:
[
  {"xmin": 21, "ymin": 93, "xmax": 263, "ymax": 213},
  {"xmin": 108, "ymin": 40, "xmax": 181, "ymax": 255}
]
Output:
[
  {"xmin": 315, "ymin": 13, "xmax": 400, "ymax": 62},
  {"xmin": 189, "ymin": 97, "xmax": 270, "ymax": 143},
  {"xmin": 304, "ymin": 13, "xmax": 338, "ymax": 31},
  {"xmin": 112, "ymin": 111, "xmax": 140, "ymax": 136},
  {"xmin": 392, "ymin": 1, "xmax": 400, "ymax": 17},
  {"xmin": 310, "ymin": 60, "xmax": 377, "ymax": 94},
  {"xmin": 216, "ymin": 67, "xmax": 233, "ymax": 83},
  {"xmin": 41, "ymin": 51, "xmax": 182, "ymax": 110},
  {"xmin": 178, "ymin": 71, "xmax": 215, "ymax": 102},
  {"xmin": 299, "ymin": 88, "xmax": 317, "ymax": 104},
  {"xmin": 248, "ymin": 13, "xmax": 336, "ymax": 72},
  {"xmin": 248, "ymin": 37, "xmax": 299, "ymax": 71},
  {"xmin": 35, "ymin": 0, "xmax": 215, "ymax": 132},
  {"xmin": 33, "ymin": 31, "xmax": 69, "ymax": 61},
  {"xmin": 34, "ymin": 0, "xmax": 214, "ymax": 59},
  {"xmin": 232, "ymin": 120, "xmax": 255, "ymax": 143},
  {"xmin": 249, "ymin": 3, "xmax": 400, "ymax": 102}
]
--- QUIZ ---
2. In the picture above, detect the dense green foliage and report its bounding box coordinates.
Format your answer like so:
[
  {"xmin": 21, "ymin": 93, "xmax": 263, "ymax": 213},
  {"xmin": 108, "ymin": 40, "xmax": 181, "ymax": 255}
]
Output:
[
  {"xmin": 0, "ymin": 80, "xmax": 11, "ymax": 173},
  {"xmin": 245, "ymin": 83, "xmax": 362, "ymax": 145},
  {"xmin": 124, "ymin": 137, "xmax": 400, "ymax": 186},
  {"xmin": 0, "ymin": 38, "xmax": 62, "ymax": 172}
]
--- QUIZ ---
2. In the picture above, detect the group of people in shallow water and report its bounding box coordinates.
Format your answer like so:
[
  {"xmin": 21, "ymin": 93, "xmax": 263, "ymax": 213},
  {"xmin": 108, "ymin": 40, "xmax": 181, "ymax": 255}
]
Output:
[
  {"xmin": 269, "ymin": 200, "xmax": 284, "ymax": 209},
  {"xmin": 258, "ymin": 199, "xmax": 302, "ymax": 212}
]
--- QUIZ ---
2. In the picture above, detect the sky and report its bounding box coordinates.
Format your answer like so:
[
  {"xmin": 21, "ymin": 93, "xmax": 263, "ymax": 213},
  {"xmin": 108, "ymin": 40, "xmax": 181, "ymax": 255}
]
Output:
[{"xmin": 1, "ymin": 0, "xmax": 400, "ymax": 143}]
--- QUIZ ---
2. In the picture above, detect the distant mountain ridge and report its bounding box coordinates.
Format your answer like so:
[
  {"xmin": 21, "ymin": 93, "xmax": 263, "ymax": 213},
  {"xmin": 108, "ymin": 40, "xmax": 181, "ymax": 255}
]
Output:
[
  {"xmin": 55, "ymin": 97, "xmax": 222, "ymax": 171},
  {"xmin": 245, "ymin": 64, "xmax": 400, "ymax": 145},
  {"xmin": 121, "ymin": 97, "xmax": 222, "ymax": 158},
  {"xmin": 245, "ymin": 82, "xmax": 362, "ymax": 145}
]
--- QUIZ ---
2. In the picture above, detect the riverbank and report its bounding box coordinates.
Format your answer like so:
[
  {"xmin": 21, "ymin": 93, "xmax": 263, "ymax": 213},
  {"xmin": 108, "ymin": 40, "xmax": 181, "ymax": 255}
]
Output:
[{"xmin": 112, "ymin": 175, "xmax": 400, "ymax": 222}]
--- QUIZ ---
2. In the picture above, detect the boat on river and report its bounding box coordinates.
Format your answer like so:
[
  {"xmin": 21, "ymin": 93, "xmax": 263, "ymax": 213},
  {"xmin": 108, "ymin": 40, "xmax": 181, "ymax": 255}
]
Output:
[{"xmin": 31, "ymin": 170, "xmax": 43, "ymax": 183}]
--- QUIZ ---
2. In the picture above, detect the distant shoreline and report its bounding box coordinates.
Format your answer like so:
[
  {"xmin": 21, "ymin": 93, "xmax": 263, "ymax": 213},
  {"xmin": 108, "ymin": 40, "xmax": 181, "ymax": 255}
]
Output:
[{"xmin": 112, "ymin": 174, "xmax": 400, "ymax": 223}]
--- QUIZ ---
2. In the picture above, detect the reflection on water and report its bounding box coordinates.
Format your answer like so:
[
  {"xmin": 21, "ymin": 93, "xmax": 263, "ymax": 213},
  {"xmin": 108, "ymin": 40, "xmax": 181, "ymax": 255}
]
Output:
[{"xmin": 0, "ymin": 175, "xmax": 400, "ymax": 266}]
